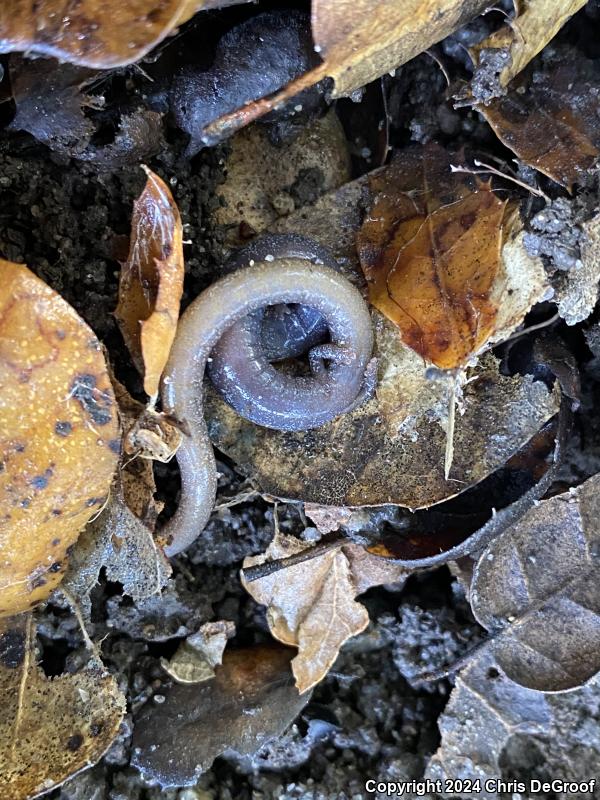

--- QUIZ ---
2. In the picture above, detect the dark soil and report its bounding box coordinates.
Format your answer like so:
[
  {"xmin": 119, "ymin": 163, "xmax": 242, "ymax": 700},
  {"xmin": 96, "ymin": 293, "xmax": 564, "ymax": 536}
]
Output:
[{"xmin": 3, "ymin": 2, "xmax": 600, "ymax": 799}]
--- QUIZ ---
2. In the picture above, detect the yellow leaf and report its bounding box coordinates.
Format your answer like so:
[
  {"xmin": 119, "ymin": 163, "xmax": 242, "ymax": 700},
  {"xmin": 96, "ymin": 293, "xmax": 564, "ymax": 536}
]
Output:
[
  {"xmin": 0, "ymin": 613, "xmax": 125, "ymax": 799},
  {"xmin": 357, "ymin": 145, "xmax": 508, "ymax": 369},
  {"xmin": 0, "ymin": 261, "xmax": 119, "ymax": 617},
  {"xmin": 0, "ymin": 0, "xmax": 207, "ymax": 68},
  {"xmin": 311, "ymin": 0, "xmax": 488, "ymax": 97}
]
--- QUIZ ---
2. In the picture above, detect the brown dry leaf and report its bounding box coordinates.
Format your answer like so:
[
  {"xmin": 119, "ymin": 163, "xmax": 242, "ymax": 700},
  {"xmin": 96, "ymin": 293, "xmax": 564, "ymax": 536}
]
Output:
[
  {"xmin": 0, "ymin": 261, "xmax": 119, "ymax": 618},
  {"xmin": 310, "ymin": 0, "xmax": 489, "ymax": 97},
  {"xmin": 123, "ymin": 406, "xmax": 182, "ymax": 464},
  {"xmin": 0, "ymin": 612, "xmax": 126, "ymax": 800},
  {"xmin": 115, "ymin": 167, "xmax": 184, "ymax": 399},
  {"xmin": 0, "ymin": 0, "xmax": 207, "ymax": 69},
  {"xmin": 470, "ymin": 0, "xmax": 587, "ymax": 99},
  {"xmin": 242, "ymin": 535, "xmax": 408, "ymax": 693},
  {"xmin": 202, "ymin": 0, "xmax": 490, "ymax": 142},
  {"xmin": 425, "ymin": 646, "xmax": 552, "ymax": 794},
  {"xmin": 480, "ymin": 53, "xmax": 600, "ymax": 189},
  {"xmin": 111, "ymin": 377, "xmax": 164, "ymax": 527},
  {"xmin": 357, "ymin": 145, "xmax": 509, "ymax": 370},
  {"xmin": 131, "ymin": 644, "xmax": 308, "ymax": 788},
  {"xmin": 162, "ymin": 620, "xmax": 236, "ymax": 684},
  {"xmin": 356, "ymin": 145, "xmax": 552, "ymax": 475}
]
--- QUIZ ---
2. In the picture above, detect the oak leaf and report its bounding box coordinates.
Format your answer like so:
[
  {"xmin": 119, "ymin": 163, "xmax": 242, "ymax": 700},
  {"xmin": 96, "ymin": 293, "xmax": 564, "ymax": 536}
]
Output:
[
  {"xmin": 0, "ymin": 261, "xmax": 119, "ymax": 617},
  {"xmin": 0, "ymin": 0, "xmax": 207, "ymax": 69},
  {"xmin": 0, "ymin": 613, "xmax": 125, "ymax": 800},
  {"xmin": 242, "ymin": 534, "xmax": 408, "ymax": 693},
  {"xmin": 115, "ymin": 167, "xmax": 184, "ymax": 399}
]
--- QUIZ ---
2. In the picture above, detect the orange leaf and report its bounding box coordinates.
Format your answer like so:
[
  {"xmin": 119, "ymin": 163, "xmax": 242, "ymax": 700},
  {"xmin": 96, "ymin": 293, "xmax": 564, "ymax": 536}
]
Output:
[
  {"xmin": 357, "ymin": 144, "xmax": 507, "ymax": 370},
  {"xmin": 0, "ymin": 261, "xmax": 119, "ymax": 617},
  {"xmin": 0, "ymin": 0, "xmax": 205, "ymax": 69},
  {"xmin": 115, "ymin": 167, "xmax": 184, "ymax": 398}
]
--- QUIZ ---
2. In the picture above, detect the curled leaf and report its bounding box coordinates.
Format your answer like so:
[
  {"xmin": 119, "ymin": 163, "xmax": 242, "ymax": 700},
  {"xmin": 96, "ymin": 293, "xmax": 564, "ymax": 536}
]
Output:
[
  {"xmin": 115, "ymin": 167, "xmax": 184, "ymax": 398},
  {"xmin": 0, "ymin": 261, "xmax": 119, "ymax": 617},
  {"xmin": 0, "ymin": 613, "xmax": 126, "ymax": 800}
]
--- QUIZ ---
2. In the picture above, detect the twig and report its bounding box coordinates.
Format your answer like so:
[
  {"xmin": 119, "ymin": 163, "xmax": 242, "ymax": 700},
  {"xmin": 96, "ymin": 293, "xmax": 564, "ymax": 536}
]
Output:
[
  {"xmin": 242, "ymin": 534, "xmax": 346, "ymax": 582},
  {"xmin": 480, "ymin": 312, "xmax": 561, "ymax": 356},
  {"xmin": 379, "ymin": 76, "xmax": 391, "ymax": 166},
  {"xmin": 450, "ymin": 160, "xmax": 548, "ymax": 199},
  {"xmin": 497, "ymin": 312, "xmax": 561, "ymax": 347},
  {"xmin": 424, "ymin": 48, "xmax": 451, "ymax": 87},
  {"xmin": 214, "ymin": 488, "xmax": 259, "ymax": 510}
]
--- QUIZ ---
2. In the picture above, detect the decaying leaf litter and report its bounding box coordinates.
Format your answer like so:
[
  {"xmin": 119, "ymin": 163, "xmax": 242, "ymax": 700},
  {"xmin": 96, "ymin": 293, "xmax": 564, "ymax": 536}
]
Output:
[{"xmin": 2, "ymin": 0, "xmax": 600, "ymax": 797}]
